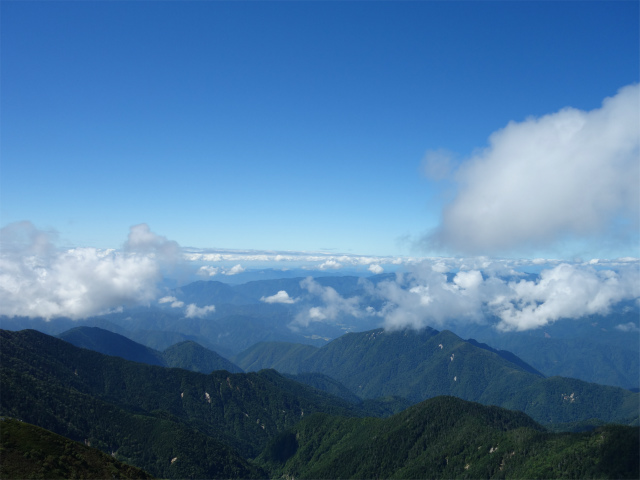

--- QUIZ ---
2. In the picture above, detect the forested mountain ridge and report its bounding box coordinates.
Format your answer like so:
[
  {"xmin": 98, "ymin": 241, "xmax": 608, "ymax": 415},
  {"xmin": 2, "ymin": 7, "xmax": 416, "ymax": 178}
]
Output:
[
  {"xmin": 235, "ymin": 327, "xmax": 640, "ymax": 426},
  {"xmin": 260, "ymin": 396, "xmax": 639, "ymax": 479},
  {"xmin": 58, "ymin": 326, "xmax": 243, "ymax": 373},
  {"xmin": 0, "ymin": 329, "xmax": 380, "ymax": 478},
  {"xmin": 2, "ymin": 328, "xmax": 638, "ymax": 479}
]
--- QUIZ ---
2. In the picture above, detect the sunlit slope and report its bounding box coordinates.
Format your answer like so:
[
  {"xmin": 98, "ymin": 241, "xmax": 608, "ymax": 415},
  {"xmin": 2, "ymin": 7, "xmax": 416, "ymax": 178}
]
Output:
[{"xmin": 236, "ymin": 327, "xmax": 639, "ymax": 425}]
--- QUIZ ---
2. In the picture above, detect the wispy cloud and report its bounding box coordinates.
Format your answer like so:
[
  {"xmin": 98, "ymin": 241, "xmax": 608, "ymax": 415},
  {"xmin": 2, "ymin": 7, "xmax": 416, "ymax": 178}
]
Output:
[
  {"xmin": 185, "ymin": 303, "xmax": 216, "ymax": 318},
  {"xmin": 424, "ymin": 84, "xmax": 639, "ymax": 257},
  {"xmin": 158, "ymin": 296, "xmax": 184, "ymax": 308}
]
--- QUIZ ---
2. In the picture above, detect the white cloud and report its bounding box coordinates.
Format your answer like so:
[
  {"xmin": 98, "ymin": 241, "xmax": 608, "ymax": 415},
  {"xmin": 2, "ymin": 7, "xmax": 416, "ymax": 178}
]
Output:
[
  {"xmin": 0, "ymin": 222, "xmax": 162, "ymax": 319},
  {"xmin": 493, "ymin": 264, "xmax": 640, "ymax": 331},
  {"xmin": 184, "ymin": 303, "xmax": 216, "ymax": 318},
  {"xmin": 427, "ymin": 84, "xmax": 640, "ymax": 256},
  {"xmin": 372, "ymin": 261, "xmax": 639, "ymax": 332},
  {"xmin": 368, "ymin": 264, "xmax": 384, "ymax": 274},
  {"xmin": 319, "ymin": 260, "xmax": 342, "ymax": 270},
  {"xmin": 261, "ymin": 290, "xmax": 298, "ymax": 304},
  {"xmin": 224, "ymin": 264, "xmax": 245, "ymax": 275},
  {"xmin": 294, "ymin": 277, "xmax": 362, "ymax": 326},
  {"xmin": 615, "ymin": 322, "xmax": 640, "ymax": 332},
  {"xmin": 158, "ymin": 296, "xmax": 184, "ymax": 308},
  {"xmin": 124, "ymin": 223, "xmax": 181, "ymax": 263},
  {"xmin": 197, "ymin": 265, "xmax": 219, "ymax": 277},
  {"xmin": 453, "ymin": 270, "xmax": 483, "ymax": 290}
]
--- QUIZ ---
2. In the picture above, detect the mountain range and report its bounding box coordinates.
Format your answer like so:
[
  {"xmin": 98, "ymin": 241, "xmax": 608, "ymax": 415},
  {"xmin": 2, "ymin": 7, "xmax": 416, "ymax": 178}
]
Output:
[
  {"xmin": 2, "ymin": 275, "xmax": 637, "ymax": 390},
  {"xmin": 58, "ymin": 326, "xmax": 243, "ymax": 374},
  {"xmin": 1, "ymin": 327, "xmax": 638, "ymax": 478},
  {"xmin": 234, "ymin": 327, "xmax": 639, "ymax": 427}
]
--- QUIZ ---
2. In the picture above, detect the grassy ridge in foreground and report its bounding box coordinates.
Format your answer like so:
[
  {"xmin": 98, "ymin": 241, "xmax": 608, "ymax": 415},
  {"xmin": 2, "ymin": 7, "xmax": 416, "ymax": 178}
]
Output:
[{"xmin": 260, "ymin": 396, "xmax": 640, "ymax": 479}]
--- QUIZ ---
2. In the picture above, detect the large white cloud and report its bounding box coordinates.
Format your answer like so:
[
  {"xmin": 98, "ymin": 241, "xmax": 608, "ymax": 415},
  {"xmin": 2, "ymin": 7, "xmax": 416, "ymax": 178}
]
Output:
[
  {"xmin": 372, "ymin": 261, "xmax": 640, "ymax": 332},
  {"xmin": 492, "ymin": 263, "xmax": 640, "ymax": 331},
  {"xmin": 0, "ymin": 222, "xmax": 166, "ymax": 319},
  {"xmin": 426, "ymin": 84, "xmax": 639, "ymax": 256}
]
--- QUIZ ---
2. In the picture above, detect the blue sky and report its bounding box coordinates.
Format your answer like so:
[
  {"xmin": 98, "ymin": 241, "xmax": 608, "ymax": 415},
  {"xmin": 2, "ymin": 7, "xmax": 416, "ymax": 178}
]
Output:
[{"xmin": 2, "ymin": 0, "xmax": 639, "ymax": 259}]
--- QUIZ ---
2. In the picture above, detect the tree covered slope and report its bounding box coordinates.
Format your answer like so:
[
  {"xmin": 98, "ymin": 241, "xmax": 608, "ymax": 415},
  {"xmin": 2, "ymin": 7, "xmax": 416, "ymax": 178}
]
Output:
[
  {"xmin": 0, "ymin": 417, "xmax": 154, "ymax": 479},
  {"xmin": 236, "ymin": 327, "xmax": 640, "ymax": 426},
  {"xmin": 260, "ymin": 396, "xmax": 639, "ymax": 479},
  {"xmin": 0, "ymin": 329, "xmax": 375, "ymax": 478}
]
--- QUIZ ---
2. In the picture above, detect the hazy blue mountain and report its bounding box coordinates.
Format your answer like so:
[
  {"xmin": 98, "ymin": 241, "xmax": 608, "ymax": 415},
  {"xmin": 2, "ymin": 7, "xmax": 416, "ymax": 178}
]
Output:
[
  {"xmin": 235, "ymin": 327, "xmax": 639, "ymax": 426},
  {"xmin": 59, "ymin": 326, "xmax": 166, "ymax": 366},
  {"xmin": 454, "ymin": 306, "xmax": 640, "ymax": 390},
  {"xmin": 234, "ymin": 341, "xmax": 319, "ymax": 372},
  {"xmin": 173, "ymin": 280, "xmax": 254, "ymax": 306},
  {"xmin": 59, "ymin": 326, "xmax": 244, "ymax": 374}
]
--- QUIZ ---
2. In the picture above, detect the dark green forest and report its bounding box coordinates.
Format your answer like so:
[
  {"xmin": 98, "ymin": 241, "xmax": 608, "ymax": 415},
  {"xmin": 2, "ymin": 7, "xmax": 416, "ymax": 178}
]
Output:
[{"xmin": 1, "ymin": 328, "xmax": 638, "ymax": 479}]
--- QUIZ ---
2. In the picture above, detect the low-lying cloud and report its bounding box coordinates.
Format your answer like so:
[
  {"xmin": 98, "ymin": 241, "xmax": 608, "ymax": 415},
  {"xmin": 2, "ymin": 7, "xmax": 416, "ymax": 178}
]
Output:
[
  {"xmin": 295, "ymin": 259, "xmax": 639, "ymax": 332},
  {"xmin": 261, "ymin": 290, "xmax": 298, "ymax": 304},
  {"xmin": 375, "ymin": 262, "xmax": 640, "ymax": 332},
  {"xmin": 0, "ymin": 222, "xmax": 162, "ymax": 319},
  {"xmin": 185, "ymin": 303, "xmax": 216, "ymax": 318},
  {"xmin": 294, "ymin": 277, "xmax": 362, "ymax": 326},
  {"xmin": 425, "ymin": 84, "xmax": 639, "ymax": 257}
]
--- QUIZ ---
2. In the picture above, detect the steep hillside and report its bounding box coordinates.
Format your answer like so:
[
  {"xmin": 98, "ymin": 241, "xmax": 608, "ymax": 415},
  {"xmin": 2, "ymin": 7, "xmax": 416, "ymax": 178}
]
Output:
[
  {"xmin": 259, "ymin": 396, "xmax": 639, "ymax": 479},
  {"xmin": 236, "ymin": 328, "xmax": 639, "ymax": 426},
  {"xmin": 0, "ymin": 329, "xmax": 375, "ymax": 477},
  {"xmin": 162, "ymin": 340, "xmax": 243, "ymax": 373},
  {"xmin": 234, "ymin": 341, "xmax": 318, "ymax": 372},
  {"xmin": 0, "ymin": 417, "xmax": 154, "ymax": 479}
]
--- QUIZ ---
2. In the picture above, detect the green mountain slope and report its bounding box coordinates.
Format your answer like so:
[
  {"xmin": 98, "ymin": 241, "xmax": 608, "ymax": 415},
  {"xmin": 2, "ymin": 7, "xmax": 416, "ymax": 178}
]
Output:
[
  {"xmin": 0, "ymin": 329, "xmax": 373, "ymax": 477},
  {"xmin": 162, "ymin": 340, "xmax": 243, "ymax": 373},
  {"xmin": 0, "ymin": 417, "xmax": 153, "ymax": 479},
  {"xmin": 234, "ymin": 341, "xmax": 318, "ymax": 372},
  {"xmin": 236, "ymin": 327, "xmax": 639, "ymax": 426},
  {"xmin": 260, "ymin": 396, "xmax": 639, "ymax": 479}
]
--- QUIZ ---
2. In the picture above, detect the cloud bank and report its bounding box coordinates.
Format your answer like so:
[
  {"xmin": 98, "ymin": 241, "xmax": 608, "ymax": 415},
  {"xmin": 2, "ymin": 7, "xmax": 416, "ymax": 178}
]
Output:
[
  {"xmin": 426, "ymin": 84, "xmax": 639, "ymax": 256},
  {"xmin": 296, "ymin": 259, "xmax": 639, "ymax": 332},
  {"xmin": 0, "ymin": 222, "xmax": 162, "ymax": 319}
]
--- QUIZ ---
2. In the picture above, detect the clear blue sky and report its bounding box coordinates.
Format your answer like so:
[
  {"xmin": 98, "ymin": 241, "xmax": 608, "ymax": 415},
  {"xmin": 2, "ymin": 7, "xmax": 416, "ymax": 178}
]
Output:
[{"xmin": 2, "ymin": 1, "xmax": 638, "ymax": 259}]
